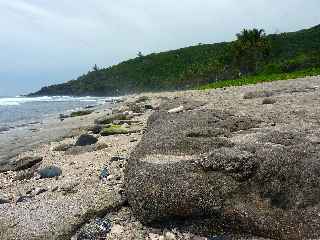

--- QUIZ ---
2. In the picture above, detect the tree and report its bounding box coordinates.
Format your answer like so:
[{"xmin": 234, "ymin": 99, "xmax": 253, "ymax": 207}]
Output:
[
  {"xmin": 93, "ymin": 64, "xmax": 99, "ymax": 71},
  {"xmin": 137, "ymin": 51, "xmax": 144, "ymax": 58},
  {"xmin": 233, "ymin": 28, "xmax": 271, "ymax": 74}
]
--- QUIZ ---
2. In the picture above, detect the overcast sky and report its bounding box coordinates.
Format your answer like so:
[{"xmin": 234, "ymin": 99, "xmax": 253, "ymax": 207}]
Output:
[{"xmin": 0, "ymin": 0, "xmax": 319, "ymax": 96}]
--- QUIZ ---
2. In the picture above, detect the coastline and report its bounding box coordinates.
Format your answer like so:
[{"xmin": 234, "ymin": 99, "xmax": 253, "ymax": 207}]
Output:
[{"xmin": 1, "ymin": 75, "xmax": 320, "ymax": 239}]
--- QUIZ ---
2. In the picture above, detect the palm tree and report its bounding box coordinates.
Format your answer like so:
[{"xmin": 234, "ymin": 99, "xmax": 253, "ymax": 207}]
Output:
[{"xmin": 234, "ymin": 28, "xmax": 270, "ymax": 74}]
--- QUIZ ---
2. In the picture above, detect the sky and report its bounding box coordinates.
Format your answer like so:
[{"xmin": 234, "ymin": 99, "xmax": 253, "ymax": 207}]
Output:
[{"xmin": 0, "ymin": 0, "xmax": 319, "ymax": 96}]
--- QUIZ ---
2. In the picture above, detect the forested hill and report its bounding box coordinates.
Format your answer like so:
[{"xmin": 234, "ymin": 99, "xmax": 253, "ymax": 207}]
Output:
[{"xmin": 29, "ymin": 24, "xmax": 320, "ymax": 96}]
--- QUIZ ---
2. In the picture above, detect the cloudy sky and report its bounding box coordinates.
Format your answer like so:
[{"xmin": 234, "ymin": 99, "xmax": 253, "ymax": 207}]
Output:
[{"xmin": 0, "ymin": 0, "xmax": 319, "ymax": 96}]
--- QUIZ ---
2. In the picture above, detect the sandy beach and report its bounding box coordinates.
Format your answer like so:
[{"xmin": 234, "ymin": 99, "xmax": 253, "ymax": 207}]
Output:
[{"xmin": 1, "ymin": 75, "xmax": 320, "ymax": 239}]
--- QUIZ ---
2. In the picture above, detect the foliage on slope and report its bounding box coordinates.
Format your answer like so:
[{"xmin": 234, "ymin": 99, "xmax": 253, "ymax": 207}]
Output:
[{"xmin": 30, "ymin": 24, "xmax": 320, "ymax": 96}]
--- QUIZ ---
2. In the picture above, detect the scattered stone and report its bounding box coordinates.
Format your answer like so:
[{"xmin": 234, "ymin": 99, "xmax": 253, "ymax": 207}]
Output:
[
  {"xmin": 89, "ymin": 125, "xmax": 103, "ymax": 134},
  {"xmin": 95, "ymin": 143, "xmax": 109, "ymax": 151},
  {"xmin": 100, "ymin": 167, "xmax": 109, "ymax": 181},
  {"xmin": 111, "ymin": 156, "xmax": 126, "ymax": 162},
  {"xmin": 75, "ymin": 134, "xmax": 98, "ymax": 146},
  {"xmin": 168, "ymin": 106, "xmax": 184, "ymax": 113},
  {"xmin": 77, "ymin": 218, "xmax": 112, "ymax": 240},
  {"xmin": 164, "ymin": 231, "xmax": 176, "ymax": 240},
  {"xmin": 145, "ymin": 104, "xmax": 155, "ymax": 110},
  {"xmin": 130, "ymin": 138, "xmax": 138, "ymax": 142},
  {"xmin": 53, "ymin": 143, "xmax": 73, "ymax": 152},
  {"xmin": 0, "ymin": 193, "xmax": 10, "ymax": 204},
  {"xmin": 262, "ymin": 98, "xmax": 277, "ymax": 105},
  {"xmin": 38, "ymin": 166, "xmax": 62, "ymax": 179}
]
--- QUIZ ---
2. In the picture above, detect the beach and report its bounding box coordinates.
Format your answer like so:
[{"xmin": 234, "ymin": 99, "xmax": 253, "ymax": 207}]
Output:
[{"xmin": 1, "ymin": 75, "xmax": 320, "ymax": 239}]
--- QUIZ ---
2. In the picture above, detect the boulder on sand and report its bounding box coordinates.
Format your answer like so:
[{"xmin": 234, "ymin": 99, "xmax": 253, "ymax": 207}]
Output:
[
  {"xmin": 75, "ymin": 134, "xmax": 98, "ymax": 146},
  {"xmin": 125, "ymin": 100, "xmax": 320, "ymax": 239}
]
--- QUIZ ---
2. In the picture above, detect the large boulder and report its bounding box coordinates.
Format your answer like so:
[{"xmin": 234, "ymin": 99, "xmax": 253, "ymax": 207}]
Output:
[{"xmin": 125, "ymin": 101, "xmax": 320, "ymax": 239}]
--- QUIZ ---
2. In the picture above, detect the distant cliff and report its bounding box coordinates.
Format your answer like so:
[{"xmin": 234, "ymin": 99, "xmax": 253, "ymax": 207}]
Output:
[{"xmin": 29, "ymin": 24, "xmax": 320, "ymax": 96}]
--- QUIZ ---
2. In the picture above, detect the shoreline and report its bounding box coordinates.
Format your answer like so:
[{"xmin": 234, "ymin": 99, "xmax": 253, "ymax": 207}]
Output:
[{"xmin": 1, "ymin": 75, "xmax": 320, "ymax": 239}]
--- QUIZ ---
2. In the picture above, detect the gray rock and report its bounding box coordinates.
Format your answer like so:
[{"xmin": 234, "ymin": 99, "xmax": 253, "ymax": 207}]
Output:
[
  {"xmin": 38, "ymin": 166, "xmax": 62, "ymax": 179},
  {"xmin": 125, "ymin": 100, "xmax": 320, "ymax": 239},
  {"xmin": 75, "ymin": 134, "xmax": 98, "ymax": 146}
]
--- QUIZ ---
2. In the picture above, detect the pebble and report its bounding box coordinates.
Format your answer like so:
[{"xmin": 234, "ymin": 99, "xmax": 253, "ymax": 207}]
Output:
[
  {"xmin": 0, "ymin": 192, "xmax": 10, "ymax": 204},
  {"xmin": 168, "ymin": 106, "xmax": 184, "ymax": 113},
  {"xmin": 38, "ymin": 166, "xmax": 62, "ymax": 179}
]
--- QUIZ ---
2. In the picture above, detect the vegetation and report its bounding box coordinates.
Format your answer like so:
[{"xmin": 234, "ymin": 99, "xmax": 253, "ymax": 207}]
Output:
[
  {"xmin": 199, "ymin": 67, "xmax": 320, "ymax": 90},
  {"xmin": 29, "ymin": 24, "xmax": 320, "ymax": 96}
]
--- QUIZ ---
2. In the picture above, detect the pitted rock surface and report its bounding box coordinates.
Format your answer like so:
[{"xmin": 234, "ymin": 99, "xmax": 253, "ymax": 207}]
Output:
[{"xmin": 125, "ymin": 99, "xmax": 320, "ymax": 239}]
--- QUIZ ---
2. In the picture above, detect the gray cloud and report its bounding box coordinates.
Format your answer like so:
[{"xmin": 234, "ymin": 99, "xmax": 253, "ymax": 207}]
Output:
[{"xmin": 0, "ymin": 0, "xmax": 319, "ymax": 95}]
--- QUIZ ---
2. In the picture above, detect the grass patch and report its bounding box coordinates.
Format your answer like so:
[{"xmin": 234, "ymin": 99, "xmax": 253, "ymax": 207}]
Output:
[{"xmin": 198, "ymin": 67, "xmax": 320, "ymax": 90}]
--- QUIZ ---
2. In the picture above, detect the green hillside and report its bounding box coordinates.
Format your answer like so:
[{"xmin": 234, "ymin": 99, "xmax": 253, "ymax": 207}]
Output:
[{"xmin": 30, "ymin": 24, "xmax": 320, "ymax": 96}]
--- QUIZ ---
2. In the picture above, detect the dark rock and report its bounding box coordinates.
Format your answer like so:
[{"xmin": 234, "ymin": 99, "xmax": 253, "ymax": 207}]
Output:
[
  {"xmin": 75, "ymin": 134, "xmax": 98, "ymax": 146},
  {"xmin": 125, "ymin": 99, "xmax": 320, "ymax": 239},
  {"xmin": 111, "ymin": 156, "xmax": 126, "ymax": 162},
  {"xmin": 77, "ymin": 218, "xmax": 112, "ymax": 240},
  {"xmin": 145, "ymin": 104, "xmax": 155, "ymax": 110},
  {"xmin": 0, "ymin": 126, "xmax": 10, "ymax": 133},
  {"xmin": 89, "ymin": 125, "xmax": 103, "ymax": 134},
  {"xmin": 262, "ymin": 98, "xmax": 277, "ymax": 105},
  {"xmin": 0, "ymin": 156, "xmax": 43, "ymax": 173},
  {"xmin": 38, "ymin": 166, "xmax": 62, "ymax": 179}
]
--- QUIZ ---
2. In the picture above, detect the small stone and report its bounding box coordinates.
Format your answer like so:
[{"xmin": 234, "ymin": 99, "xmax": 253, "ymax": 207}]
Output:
[
  {"xmin": 100, "ymin": 168, "xmax": 109, "ymax": 180},
  {"xmin": 164, "ymin": 232, "xmax": 176, "ymax": 240},
  {"xmin": 168, "ymin": 106, "xmax": 184, "ymax": 114},
  {"xmin": 38, "ymin": 166, "xmax": 62, "ymax": 179},
  {"xmin": 262, "ymin": 98, "xmax": 277, "ymax": 105},
  {"xmin": 111, "ymin": 156, "xmax": 126, "ymax": 162},
  {"xmin": 0, "ymin": 193, "xmax": 10, "ymax": 204}
]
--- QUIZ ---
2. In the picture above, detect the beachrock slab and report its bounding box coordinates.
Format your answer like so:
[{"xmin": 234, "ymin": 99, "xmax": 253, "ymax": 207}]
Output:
[
  {"xmin": 0, "ymin": 185, "xmax": 124, "ymax": 240},
  {"xmin": 0, "ymin": 156, "xmax": 43, "ymax": 173},
  {"xmin": 125, "ymin": 100, "xmax": 320, "ymax": 239}
]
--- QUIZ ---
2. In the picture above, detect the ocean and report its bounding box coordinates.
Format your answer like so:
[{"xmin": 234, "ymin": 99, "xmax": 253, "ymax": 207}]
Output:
[
  {"xmin": 0, "ymin": 95, "xmax": 118, "ymax": 163},
  {"xmin": 0, "ymin": 96, "xmax": 112, "ymax": 131}
]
